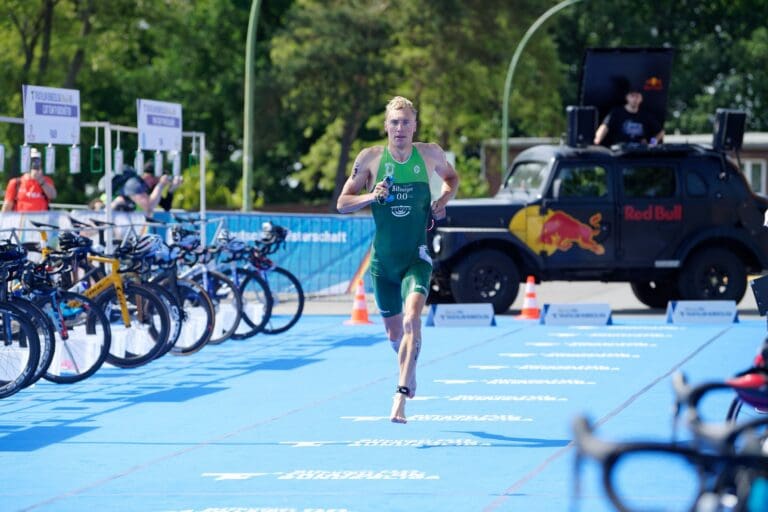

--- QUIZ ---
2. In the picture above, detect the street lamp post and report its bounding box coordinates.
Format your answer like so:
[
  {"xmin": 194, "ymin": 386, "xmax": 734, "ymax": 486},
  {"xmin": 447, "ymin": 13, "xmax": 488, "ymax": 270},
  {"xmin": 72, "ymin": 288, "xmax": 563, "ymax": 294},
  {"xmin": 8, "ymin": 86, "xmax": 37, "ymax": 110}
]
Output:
[
  {"xmin": 501, "ymin": 0, "xmax": 582, "ymax": 176},
  {"xmin": 242, "ymin": 0, "xmax": 262, "ymax": 212}
]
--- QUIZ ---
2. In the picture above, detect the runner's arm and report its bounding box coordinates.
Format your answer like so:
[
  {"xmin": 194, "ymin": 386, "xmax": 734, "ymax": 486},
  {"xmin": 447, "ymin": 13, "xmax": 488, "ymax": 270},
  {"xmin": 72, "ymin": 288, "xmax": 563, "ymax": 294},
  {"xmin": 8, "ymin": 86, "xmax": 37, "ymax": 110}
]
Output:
[
  {"xmin": 337, "ymin": 149, "xmax": 388, "ymax": 213},
  {"xmin": 424, "ymin": 144, "xmax": 459, "ymax": 220}
]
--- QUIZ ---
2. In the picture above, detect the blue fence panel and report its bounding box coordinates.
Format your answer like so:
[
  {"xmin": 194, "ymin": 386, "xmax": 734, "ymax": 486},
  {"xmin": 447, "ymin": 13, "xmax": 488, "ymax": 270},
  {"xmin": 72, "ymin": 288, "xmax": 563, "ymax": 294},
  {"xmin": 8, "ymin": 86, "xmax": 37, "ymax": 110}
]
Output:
[
  {"xmin": 195, "ymin": 211, "xmax": 375, "ymax": 296},
  {"xmin": 2, "ymin": 210, "xmax": 375, "ymax": 297}
]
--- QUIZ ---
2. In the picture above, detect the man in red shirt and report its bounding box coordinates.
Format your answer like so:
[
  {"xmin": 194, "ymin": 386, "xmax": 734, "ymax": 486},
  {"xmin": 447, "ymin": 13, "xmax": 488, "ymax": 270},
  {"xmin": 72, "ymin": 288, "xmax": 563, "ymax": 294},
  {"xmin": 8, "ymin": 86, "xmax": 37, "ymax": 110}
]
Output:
[{"xmin": 2, "ymin": 148, "xmax": 57, "ymax": 212}]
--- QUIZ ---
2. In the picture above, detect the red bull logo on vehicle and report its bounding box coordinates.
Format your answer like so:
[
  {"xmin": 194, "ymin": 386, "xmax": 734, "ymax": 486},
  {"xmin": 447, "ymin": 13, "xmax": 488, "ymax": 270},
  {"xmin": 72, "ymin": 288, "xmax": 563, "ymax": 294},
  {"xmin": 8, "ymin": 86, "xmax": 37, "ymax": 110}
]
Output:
[
  {"xmin": 624, "ymin": 204, "xmax": 682, "ymax": 221},
  {"xmin": 644, "ymin": 76, "xmax": 664, "ymax": 91},
  {"xmin": 540, "ymin": 211, "xmax": 604, "ymax": 255},
  {"xmin": 508, "ymin": 207, "xmax": 605, "ymax": 256}
]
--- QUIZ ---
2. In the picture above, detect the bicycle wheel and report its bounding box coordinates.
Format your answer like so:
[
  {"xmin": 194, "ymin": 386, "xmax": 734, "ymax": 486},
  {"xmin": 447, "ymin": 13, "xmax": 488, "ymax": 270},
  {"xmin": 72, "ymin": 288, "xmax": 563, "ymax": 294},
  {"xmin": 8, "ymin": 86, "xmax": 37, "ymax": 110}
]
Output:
[
  {"xmin": 231, "ymin": 268, "xmax": 273, "ymax": 340},
  {"xmin": 0, "ymin": 302, "xmax": 40, "ymax": 398},
  {"xmin": 197, "ymin": 270, "xmax": 242, "ymax": 345},
  {"xmin": 97, "ymin": 283, "xmax": 170, "ymax": 368},
  {"xmin": 11, "ymin": 297, "xmax": 55, "ymax": 385},
  {"xmin": 169, "ymin": 278, "xmax": 215, "ymax": 355},
  {"xmin": 262, "ymin": 267, "xmax": 304, "ymax": 335},
  {"xmin": 142, "ymin": 281, "xmax": 182, "ymax": 359},
  {"xmin": 40, "ymin": 291, "xmax": 111, "ymax": 384}
]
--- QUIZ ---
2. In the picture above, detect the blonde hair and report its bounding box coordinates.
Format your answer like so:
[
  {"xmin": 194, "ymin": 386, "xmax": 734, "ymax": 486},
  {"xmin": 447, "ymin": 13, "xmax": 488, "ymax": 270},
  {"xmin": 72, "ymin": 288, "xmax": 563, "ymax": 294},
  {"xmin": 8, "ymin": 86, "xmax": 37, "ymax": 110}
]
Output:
[{"xmin": 385, "ymin": 96, "xmax": 417, "ymax": 118}]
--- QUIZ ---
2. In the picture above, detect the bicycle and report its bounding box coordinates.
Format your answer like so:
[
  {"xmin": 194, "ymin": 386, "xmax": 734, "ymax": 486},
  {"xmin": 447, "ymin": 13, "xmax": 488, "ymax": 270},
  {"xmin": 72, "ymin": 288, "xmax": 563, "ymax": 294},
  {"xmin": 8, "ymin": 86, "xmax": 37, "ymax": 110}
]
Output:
[
  {"xmin": 0, "ymin": 243, "xmax": 56, "ymax": 387},
  {"xmin": 216, "ymin": 222, "xmax": 301, "ymax": 336},
  {"xmin": 49, "ymin": 226, "xmax": 170, "ymax": 369},
  {"xmin": 572, "ymin": 414, "xmax": 768, "ymax": 512},
  {"xmin": 245, "ymin": 222, "xmax": 304, "ymax": 335},
  {"xmin": 168, "ymin": 219, "xmax": 253, "ymax": 343},
  {"xmin": 132, "ymin": 232, "xmax": 216, "ymax": 355},
  {"xmin": 156, "ymin": 218, "xmax": 242, "ymax": 345},
  {"xmin": 8, "ymin": 227, "xmax": 111, "ymax": 385},
  {"xmin": 0, "ymin": 242, "xmax": 41, "ymax": 397}
]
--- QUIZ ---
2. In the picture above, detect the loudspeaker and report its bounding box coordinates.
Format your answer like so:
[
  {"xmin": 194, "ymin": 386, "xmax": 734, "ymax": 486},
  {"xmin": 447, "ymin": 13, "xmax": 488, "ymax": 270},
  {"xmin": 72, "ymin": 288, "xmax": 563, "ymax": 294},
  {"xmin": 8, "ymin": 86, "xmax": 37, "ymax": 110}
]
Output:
[
  {"xmin": 713, "ymin": 108, "xmax": 746, "ymax": 151},
  {"xmin": 566, "ymin": 106, "xmax": 597, "ymax": 147}
]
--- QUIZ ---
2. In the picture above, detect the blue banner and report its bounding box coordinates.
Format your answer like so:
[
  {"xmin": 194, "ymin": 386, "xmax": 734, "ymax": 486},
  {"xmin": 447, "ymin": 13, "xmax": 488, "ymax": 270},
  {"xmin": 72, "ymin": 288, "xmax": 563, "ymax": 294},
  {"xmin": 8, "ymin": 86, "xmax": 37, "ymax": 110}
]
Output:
[
  {"xmin": 0, "ymin": 210, "xmax": 376, "ymax": 296},
  {"xmin": 170, "ymin": 211, "xmax": 376, "ymax": 296}
]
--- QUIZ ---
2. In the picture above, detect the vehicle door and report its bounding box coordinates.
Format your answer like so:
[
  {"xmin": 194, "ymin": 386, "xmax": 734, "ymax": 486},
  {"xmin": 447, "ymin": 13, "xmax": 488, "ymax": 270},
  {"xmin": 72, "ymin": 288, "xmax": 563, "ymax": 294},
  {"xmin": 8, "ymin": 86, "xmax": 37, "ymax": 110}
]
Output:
[
  {"xmin": 617, "ymin": 160, "xmax": 683, "ymax": 268},
  {"xmin": 539, "ymin": 161, "xmax": 615, "ymax": 270}
]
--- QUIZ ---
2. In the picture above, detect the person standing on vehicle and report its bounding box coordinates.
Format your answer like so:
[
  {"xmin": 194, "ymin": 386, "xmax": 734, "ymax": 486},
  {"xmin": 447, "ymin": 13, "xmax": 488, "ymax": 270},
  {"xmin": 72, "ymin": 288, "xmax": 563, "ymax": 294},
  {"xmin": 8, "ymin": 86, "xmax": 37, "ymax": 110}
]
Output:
[
  {"xmin": 593, "ymin": 85, "xmax": 664, "ymax": 146},
  {"xmin": 2, "ymin": 148, "xmax": 57, "ymax": 212},
  {"xmin": 336, "ymin": 96, "xmax": 459, "ymax": 424}
]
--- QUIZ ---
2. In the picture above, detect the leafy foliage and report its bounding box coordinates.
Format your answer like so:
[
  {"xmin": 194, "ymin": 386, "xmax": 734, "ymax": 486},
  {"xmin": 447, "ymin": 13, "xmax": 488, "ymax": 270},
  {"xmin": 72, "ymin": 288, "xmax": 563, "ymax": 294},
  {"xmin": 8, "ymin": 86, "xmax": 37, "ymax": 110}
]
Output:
[{"xmin": 0, "ymin": 0, "xmax": 766, "ymax": 209}]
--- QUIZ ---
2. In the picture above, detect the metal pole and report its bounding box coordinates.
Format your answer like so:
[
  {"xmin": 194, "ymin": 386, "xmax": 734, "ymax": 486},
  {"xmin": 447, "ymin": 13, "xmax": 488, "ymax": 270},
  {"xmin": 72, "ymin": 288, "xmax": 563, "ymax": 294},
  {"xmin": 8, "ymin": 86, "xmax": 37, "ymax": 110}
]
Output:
[
  {"xmin": 104, "ymin": 123, "xmax": 113, "ymax": 252},
  {"xmin": 242, "ymin": 0, "xmax": 262, "ymax": 212},
  {"xmin": 501, "ymin": 0, "xmax": 582, "ymax": 176},
  {"xmin": 200, "ymin": 132, "xmax": 207, "ymax": 247}
]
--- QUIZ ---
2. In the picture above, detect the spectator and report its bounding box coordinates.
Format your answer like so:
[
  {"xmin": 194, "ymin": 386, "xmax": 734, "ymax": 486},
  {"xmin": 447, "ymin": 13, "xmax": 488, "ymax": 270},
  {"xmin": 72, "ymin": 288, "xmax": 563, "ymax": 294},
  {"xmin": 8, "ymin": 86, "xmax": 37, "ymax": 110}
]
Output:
[
  {"xmin": 88, "ymin": 197, "xmax": 105, "ymax": 211},
  {"xmin": 141, "ymin": 162, "xmax": 181, "ymax": 212},
  {"xmin": 111, "ymin": 164, "xmax": 180, "ymax": 216},
  {"xmin": 593, "ymin": 85, "xmax": 664, "ymax": 146},
  {"xmin": 2, "ymin": 148, "xmax": 57, "ymax": 212}
]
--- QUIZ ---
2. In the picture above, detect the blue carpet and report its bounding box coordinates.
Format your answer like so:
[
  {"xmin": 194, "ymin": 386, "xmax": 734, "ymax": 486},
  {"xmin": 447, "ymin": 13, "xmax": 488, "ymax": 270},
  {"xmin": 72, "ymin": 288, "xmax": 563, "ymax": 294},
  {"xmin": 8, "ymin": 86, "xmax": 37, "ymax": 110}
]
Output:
[{"xmin": 0, "ymin": 314, "xmax": 763, "ymax": 512}]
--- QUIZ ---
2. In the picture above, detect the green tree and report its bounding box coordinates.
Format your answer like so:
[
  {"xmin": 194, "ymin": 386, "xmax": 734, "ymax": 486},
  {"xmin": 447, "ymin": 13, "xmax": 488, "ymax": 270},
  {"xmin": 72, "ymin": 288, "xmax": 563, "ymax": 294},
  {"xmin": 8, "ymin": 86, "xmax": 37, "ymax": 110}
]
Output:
[
  {"xmin": 554, "ymin": 0, "xmax": 768, "ymax": 133},
  {"xmin": 270, "ymin": 0, "xmax": 396, "ymax": 209}
]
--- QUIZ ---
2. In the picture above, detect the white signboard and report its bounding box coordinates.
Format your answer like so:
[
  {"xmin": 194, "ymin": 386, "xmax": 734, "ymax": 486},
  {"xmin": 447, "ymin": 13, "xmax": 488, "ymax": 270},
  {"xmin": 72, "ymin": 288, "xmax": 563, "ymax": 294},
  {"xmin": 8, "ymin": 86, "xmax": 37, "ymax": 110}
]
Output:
[
  {"xmin": 137, "ymin": 99, "xmax": 182, "ymax": 151},
  {"xmin": 665, "ymin": 301, "xmax": 738, "ymax": 324},
  {"xmin": 425, "ymin": 303, "xmax": 496, "ymax": 327},
  {"xmin": 23, "ymin": 85, "xmax": 80, "ymax": 145},
  {"xmin": 539, "ymin": 303, "xmax": 613, "ymax": 326}
]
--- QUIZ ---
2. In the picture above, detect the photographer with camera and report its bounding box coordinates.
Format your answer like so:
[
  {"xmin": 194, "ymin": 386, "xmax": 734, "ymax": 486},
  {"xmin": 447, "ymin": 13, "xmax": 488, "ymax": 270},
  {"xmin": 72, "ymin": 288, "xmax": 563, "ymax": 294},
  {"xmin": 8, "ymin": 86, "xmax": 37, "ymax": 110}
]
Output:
[{"xmin": 2, "ymin": 148, "xmax": 57, "ymax": 212}]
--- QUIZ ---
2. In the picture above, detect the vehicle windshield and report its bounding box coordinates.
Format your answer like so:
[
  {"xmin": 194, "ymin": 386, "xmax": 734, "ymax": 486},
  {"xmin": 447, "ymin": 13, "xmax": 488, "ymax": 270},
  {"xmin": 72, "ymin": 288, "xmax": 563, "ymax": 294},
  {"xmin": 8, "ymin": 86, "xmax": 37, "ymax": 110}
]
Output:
[{"xmin": 500, "ymin": 160, "xmax": 549, "ymax": 198}]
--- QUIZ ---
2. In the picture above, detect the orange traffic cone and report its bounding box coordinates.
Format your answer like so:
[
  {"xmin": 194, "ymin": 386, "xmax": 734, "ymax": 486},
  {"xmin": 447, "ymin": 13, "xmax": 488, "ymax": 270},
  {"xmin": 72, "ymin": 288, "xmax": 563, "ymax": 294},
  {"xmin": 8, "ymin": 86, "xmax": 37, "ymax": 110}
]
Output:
[
  {"xmin": 344, "ymin": 279, "xmax": 374, "ymax": 325},
  {"xmin": 516, "ymin": 275, "xmax": 540, "ymax": 320}
]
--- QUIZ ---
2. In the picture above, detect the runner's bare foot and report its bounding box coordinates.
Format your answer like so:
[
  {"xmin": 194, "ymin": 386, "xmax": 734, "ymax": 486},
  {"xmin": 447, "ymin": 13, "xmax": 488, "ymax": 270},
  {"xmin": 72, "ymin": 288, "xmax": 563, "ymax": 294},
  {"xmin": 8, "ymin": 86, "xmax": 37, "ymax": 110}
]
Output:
[{"xmin": 390, "ymin": 387, "xmax": 408, "ymax": 423}]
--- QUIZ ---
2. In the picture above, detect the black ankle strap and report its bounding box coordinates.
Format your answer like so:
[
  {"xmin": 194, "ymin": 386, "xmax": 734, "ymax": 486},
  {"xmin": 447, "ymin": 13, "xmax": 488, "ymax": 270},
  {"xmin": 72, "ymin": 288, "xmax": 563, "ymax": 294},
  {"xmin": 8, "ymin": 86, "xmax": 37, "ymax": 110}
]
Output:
[{"xmin": 396, "ymin": 386, "xmax": 410, "ymax": 395}]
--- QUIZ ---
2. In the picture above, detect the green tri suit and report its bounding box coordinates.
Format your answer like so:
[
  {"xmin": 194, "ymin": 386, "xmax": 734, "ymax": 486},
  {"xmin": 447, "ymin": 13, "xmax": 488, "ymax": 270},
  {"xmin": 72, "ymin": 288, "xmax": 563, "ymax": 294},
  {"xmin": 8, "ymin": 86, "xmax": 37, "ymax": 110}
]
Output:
[{"xmin": 369, "ymin": 146, "xmax": 433, "ymax": 317}]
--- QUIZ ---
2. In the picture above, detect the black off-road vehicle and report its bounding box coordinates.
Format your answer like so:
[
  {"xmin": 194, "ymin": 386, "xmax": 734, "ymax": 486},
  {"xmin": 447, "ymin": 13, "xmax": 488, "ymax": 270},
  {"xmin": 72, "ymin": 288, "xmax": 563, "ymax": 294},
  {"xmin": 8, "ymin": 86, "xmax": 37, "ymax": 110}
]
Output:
[{"xmin": 429, "ymin": 140, "xmax": 768, "ymax": 312}]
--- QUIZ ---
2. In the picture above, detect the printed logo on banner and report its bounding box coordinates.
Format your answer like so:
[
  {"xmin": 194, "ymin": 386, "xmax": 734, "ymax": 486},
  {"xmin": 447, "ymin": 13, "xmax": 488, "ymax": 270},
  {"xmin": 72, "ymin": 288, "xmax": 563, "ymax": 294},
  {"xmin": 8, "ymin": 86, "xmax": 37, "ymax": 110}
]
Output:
[
  {"xmin": 665, "ymin": 300, "xmax": 739, "ymax": 324},
  {"xmin": 426, "ymin": 303, "xmax": 496, "ymax": 327},
  {"xmin": 137, "ymin": 99, "xmax": 183, "ymax": 152},
  {"xmin": 23, "ymin": 85, "xmax": 81, "ymax": 145},
  {"xmin": 539, "ymin": 303, "xmax": 613, "ymax": 326}
]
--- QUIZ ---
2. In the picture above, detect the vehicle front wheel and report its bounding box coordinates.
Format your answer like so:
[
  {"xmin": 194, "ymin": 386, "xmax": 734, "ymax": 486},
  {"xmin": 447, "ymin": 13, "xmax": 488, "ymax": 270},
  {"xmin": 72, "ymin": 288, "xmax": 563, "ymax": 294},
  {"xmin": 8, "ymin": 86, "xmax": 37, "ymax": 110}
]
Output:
[
  {"xmin": 449, "ymin": 249, "xmax": 520, "ymax": 314},
  {"xmin": 630, "ymin": 280, "xmax": 679, "ymax": 309},
  {"xmin": 678, "ymin": 248, "xmax": 747, "ymax": 303}
]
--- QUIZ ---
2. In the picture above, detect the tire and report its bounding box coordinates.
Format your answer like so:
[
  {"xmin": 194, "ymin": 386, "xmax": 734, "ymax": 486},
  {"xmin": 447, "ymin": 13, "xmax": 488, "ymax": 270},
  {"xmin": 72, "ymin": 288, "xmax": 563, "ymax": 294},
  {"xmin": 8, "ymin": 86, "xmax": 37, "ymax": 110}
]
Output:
[
  {"xmin": 262, "ymin": 267, "xmax": 304, "ymax": 335},
  {"xmin": 449, "ymin": 250, "xmax": 520, "ymax": 314},
  {"xmin": 169, "ymin": 279, "xmax": 215, "ymax": 355},
  {"xmin": 194, "ymin": 271, "xmax": 242, "ymax": 345},
  {"xmin": 11, "ymin": 297, "xmax": 55, "ymax": 385},
  {"xmin": 678, "ymin": 248, "xmax": 747, "ymax": 302},
  {"xmin": 0, "ymin": 302, "xmax": 40, "ymax": 398},
  {"xmin": 97, "ymin": 283, "xmax": 170, "ymax": 368},
  {"xmin": 231, "ymin": 268, "xmax": 273, "ymax": 340},
  {"xmin": 142, "ymin": 281, "xmax": 183, "ymax": 359},
  {"xmin": 41, "ymin": 291, "xmax": 111, "ymax": 384},
  {"xmin": 630, "ymin": 280, "xmax": 679, "ymax": 309}
]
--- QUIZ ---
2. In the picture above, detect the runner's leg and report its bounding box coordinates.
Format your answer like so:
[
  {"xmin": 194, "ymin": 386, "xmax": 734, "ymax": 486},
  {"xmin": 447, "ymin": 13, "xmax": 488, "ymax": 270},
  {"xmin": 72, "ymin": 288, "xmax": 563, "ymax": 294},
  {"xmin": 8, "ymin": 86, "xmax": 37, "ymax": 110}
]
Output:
[{"xmin": 390, "ymin": 291, "xmax": 426, "ymax": 422}]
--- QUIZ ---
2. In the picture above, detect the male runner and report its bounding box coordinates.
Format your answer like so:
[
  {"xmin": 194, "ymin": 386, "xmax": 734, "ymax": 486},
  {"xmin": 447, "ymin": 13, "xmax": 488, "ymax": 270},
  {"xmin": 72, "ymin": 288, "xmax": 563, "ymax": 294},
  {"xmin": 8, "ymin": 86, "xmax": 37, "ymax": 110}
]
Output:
[{"xmin": 337, "ymin": 96, "xmax": 459, "ymax": 423}]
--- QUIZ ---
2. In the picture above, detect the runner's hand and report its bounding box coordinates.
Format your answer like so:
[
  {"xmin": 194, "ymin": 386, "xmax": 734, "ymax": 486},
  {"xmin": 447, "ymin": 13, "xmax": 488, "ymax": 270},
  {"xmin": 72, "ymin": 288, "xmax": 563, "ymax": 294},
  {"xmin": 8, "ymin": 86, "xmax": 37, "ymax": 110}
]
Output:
[
  {"xmin": 431, "ymin": 199, "xmax": 446, "ymax": 220},
  {"xmin": 373, "ymin": 179, "xmax": 390, "ymax": 204}
]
